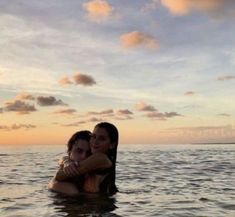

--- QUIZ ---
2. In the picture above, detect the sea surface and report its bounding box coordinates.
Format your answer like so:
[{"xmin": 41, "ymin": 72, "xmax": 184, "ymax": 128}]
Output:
[{"xmin": 0, "ymin": 144, "xmax": 235, "ymax": 217}]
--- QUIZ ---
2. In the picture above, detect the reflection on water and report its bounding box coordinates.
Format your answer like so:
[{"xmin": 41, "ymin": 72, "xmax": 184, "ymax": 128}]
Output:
[
  {"xmin": 49, "ymin": 193, "xmax": 119, "ymax": 217},
  {"xmin": 0, "ymin": 144, "xmax": 235, "ymax": 216}
]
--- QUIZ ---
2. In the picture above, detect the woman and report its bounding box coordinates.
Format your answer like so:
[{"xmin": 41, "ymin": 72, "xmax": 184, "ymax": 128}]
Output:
[{"xmin": 53, "ymin": 122, "xmax": 119, "ymax": 195}]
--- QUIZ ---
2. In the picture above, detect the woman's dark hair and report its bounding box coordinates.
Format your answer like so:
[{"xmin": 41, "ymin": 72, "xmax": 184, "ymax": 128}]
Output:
[
  {"xmin": 94, "ymin": 122, "xmax": 119, "ymax": 194},
  {"xmin": 67, "ymin": 130, "xmax": 91, "ymax": 154}
]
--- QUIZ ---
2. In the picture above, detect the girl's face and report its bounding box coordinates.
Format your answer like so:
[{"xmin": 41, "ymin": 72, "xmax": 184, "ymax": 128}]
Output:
[
  {"xmin": 90, "ymin": 127, "xmax": 114, "ymax": 154},
  {"xmin": 69, "ymin": 139, "xmax": 90, "ymax": 162}
]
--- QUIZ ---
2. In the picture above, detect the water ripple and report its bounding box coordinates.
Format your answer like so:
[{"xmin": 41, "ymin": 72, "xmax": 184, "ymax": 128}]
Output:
[{"xmin": 1, "ymin": 144, "xmax": 235, "ymax": 217}]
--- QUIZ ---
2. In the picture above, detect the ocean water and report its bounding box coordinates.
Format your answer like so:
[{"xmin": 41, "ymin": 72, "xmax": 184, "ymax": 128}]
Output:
[{"xmin": 0, "ymin": 144, "xmax": 235, "ymax": 217}]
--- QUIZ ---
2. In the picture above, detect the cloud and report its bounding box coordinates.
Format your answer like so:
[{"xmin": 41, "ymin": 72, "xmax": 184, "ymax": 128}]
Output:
[
  {"xmin": 168, "ymin": 125, "xmax": 235, "ymax": 138},
  {"xmin": 88, "ymin": 117, "xmax": 103, "ymax": 122},
  {"xmin": 0, "ymin": 124, "xmax": 36, "ymax": 131},
  {"xmin": 62, "ymin": 121, "xmax": 87, "ymax": 127},
  {"xmin": 160, "ymin": 0, "xmax": 235, "ymax": 17},
  {"xmin": 0, "ymin": 125, "xmax": 8, "ymax": 130},
  {"xmin": 217, "ymin": 75, "xmax": 235, "ymax": 81},
  {"xmin": 37, "ymin": 96, "xmax": 68, "ymax": 106},
  {"xmin": 52, "ymin": 108, "xmax": 77, "ymax": 115},
  {"xmin": 135, "ymin": 102, "xmax": 157, "ymax": 112},
  {"xmin": 184, "ymin": 91, "xmax": 195, "ymax": 96},
  {"xmin": 58, "ymin": 73, "xmax": 96, "ymax": 86},
  {"xmin": 58, "ymin": 76, "xmax": 73, "ymax": 85},
  {"xmin": 115, "ymin": 109, "xmax": 133, "ymax": 120},
  {"xmin": 4, "ymin": 100, "xmax": 37, "ymax": 115},
  {"xmin": 146, "ymin": 111, "xmax": 181, "ymax": 120},
  {"xmin": 120, "ymin": 31, "xmax": 159, "ymax": 49},
  {"xmin": 217, "ymin": 113, "xmax": 230, "ymax": 117},
  {"xmin": 15, "ymin": 93, "xmax": 35, "ymax": 100},
  {"xmin": 87, "ymin": 109, "xmax": 114, "ymax": 116},
  {"xmin": 73, "ymin": 73, "xmax": 96, "ymax": 86},
  {"xmin": 83, "ymin": 0, "xmax": 113, "ymax": 22},
  {"xmin": 62, "ymin": 107, "xmax": 135, "ymax": 127},
  {"xmin": 115, "ymin": 116, "xmax": 133, "ymax": 120},
  {"xmin": 116, "ymin": 109, "xmax": 133, "ymax": 115}
]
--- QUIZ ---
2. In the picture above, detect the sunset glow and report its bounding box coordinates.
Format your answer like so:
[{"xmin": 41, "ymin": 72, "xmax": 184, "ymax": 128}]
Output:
[{"xmin": 0, "ymin": 0, "xmax": 235, "ymax": 145}]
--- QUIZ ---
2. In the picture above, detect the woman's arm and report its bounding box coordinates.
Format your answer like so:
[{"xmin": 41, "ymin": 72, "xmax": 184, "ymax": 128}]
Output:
[
  {"xmin": 55, "ymin": 152, "xmax": 112, "ymax": 180},
  {"xmin": 78, "ymin": 152, "xmax": 112, "ymax": 175},
  {"xmin": 55, "ymin": 163, "xmax": 79, "ymax": 181},
  {"xmin": 58, "ymin": 156, "xmax": 70, "ymax": 167}
]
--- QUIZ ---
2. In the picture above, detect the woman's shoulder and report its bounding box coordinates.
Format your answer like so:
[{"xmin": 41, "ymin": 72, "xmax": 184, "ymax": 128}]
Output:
[
  {"xmin": 82, "ymin": 152, "xmax": 112, "ymax": 169},
  {"xmin": 90, "ymin": 152, "xmax": 112, "ymax": 164}
]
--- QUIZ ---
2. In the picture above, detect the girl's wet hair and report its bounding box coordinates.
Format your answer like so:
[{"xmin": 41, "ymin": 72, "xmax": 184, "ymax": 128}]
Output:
[
  {"xmin": 94, "ymin": 122, "xmax": 119, "ymax": 194},
  {"xmin": 67, "ymin": 130, "xmax": 92, "ymax": 154}
]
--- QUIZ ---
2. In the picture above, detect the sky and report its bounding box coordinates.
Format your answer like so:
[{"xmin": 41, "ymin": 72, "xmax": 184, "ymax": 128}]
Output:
[{"xmin": 0, "ymin": 0, "xmax": 235, "ymax": 145}]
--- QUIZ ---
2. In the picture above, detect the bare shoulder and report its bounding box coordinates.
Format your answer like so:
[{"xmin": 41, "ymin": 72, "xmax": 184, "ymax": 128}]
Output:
[
  {"xmin": 81, "ymin": 152, "xmax": 112, "ymax": 169},
  {"xmin": 91, "ymin": 152, "xmax": 111, "ymax": 163}
]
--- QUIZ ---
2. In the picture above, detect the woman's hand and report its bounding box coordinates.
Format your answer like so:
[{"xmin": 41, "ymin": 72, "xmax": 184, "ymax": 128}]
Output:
[
  {"xmin": 63, "ymin": 161, "xmax": 79, "ymax": 176},
  {"xmin": 58, "ymin": 156, "xmax": 70, "ymax": 166}
]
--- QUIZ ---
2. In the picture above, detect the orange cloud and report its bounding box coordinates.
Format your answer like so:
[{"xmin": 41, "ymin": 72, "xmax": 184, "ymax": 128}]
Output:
[
  {"xmin": 160, "ymin": 0, "xmax": 235, "ymax": 17},
  {"xmin": 73, "ymin": 73, "xmax": 96, "ymax": 86},
  {"xmin": 59, "ymin": 76, "xmax": 73, "ymax": 85},
  {"xmin": 120, "ymin": 31, "xmax": 159, "ymax": 49},
  {"xmin": 83, "ymin": 0, "xmax": 113, "ymax": 22},
  {"xmin": 161, "ymin": 0, "xmax": 219, "ymax": 15}
]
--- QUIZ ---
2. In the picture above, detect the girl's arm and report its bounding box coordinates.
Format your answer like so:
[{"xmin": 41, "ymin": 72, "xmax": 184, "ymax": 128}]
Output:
[
  {"xmin": 48, "ymin": 178, "xmax": 79, "ymax": 196},
  {"xmin": 55, "ymin": 152, "xmax": 112, "ymax": 180}
]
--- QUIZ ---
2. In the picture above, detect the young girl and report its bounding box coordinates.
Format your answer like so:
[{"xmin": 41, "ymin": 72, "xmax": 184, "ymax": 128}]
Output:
[{"xmin": 48, "ymin": 130, "xmax": 92, "ymax": 195}]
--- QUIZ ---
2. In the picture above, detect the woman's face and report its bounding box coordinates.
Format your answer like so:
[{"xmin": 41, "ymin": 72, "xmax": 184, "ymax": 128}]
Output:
[{"xmin": 90, "ymin": 127, "xmax": 113, "ymax": 154}]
